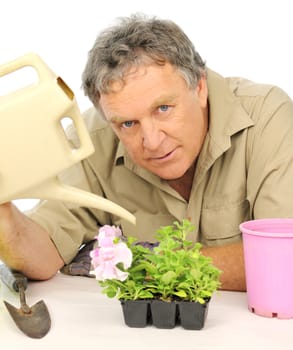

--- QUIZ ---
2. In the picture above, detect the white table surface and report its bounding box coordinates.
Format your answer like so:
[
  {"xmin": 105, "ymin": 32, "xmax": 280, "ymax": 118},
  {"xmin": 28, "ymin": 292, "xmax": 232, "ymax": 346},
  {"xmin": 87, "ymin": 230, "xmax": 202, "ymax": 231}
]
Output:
[{"xmin": 0, "ymin": 272, "xmax": 292, "ymax": 350}]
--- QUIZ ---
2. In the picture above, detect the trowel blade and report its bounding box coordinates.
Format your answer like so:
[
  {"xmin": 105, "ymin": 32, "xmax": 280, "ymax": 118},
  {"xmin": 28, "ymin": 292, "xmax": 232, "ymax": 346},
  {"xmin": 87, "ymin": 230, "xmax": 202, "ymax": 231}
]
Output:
[{"xmin": 4, "ymin": 299, "xmax": 51, "ymax": 338}]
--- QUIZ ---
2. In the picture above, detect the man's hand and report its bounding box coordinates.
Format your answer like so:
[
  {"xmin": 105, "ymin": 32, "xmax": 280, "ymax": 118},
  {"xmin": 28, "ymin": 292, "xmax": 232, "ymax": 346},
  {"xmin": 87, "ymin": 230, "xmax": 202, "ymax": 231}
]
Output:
[{"xmin": 61, "ymin": 240, "xmax": 96, "ymax": 277}]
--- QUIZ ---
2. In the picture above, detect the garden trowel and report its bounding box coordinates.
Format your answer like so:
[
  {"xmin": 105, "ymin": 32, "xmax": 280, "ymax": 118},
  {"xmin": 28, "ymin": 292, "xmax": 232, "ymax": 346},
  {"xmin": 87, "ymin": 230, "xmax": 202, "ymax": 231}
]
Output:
[{"xmin": 0, "ymin": 264, "xmax": 51, "ymax": 338}]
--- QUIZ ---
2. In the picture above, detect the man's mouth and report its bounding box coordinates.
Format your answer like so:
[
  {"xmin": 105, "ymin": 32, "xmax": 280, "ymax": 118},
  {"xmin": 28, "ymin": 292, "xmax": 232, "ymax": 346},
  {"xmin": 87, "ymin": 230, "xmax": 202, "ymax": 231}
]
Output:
[
  {"xmin": 150, "ymin": 149, "xmax": 175, "ymax": 161},
  {"xmin": 157, "ymin": 151, "xmax": 173, "ymax": 159}
]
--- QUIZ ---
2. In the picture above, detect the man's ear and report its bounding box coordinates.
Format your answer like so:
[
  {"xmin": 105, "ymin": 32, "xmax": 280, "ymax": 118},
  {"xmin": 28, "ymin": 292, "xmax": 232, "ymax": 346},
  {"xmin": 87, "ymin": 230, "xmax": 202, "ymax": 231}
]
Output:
[{"xmin": 195, "ymin": 77, "xmax": 208, "ymax": 108}]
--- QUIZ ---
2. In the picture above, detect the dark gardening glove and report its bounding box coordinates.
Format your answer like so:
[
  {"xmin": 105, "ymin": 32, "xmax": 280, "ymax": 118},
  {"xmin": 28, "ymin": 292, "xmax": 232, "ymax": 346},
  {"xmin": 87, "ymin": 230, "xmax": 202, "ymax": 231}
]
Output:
[{"xmin": 60, "ymin": 240, "xmax": 96, "ymax": 277}]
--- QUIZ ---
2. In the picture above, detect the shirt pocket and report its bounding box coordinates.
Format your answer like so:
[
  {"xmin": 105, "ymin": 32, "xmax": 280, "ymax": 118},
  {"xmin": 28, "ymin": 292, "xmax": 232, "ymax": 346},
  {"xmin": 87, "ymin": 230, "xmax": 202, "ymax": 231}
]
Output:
[{"xmin": 200, "ymin": 197, "xmax": 249, "ymax": 246}]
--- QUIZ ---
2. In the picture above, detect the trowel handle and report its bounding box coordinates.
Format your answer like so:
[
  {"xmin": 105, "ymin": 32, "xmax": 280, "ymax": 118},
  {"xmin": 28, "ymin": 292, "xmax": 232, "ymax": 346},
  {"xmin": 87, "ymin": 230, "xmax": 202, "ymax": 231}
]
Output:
[
  {"xmin": 0, "ymin": 53, "xmax": 54, "ymax": 83},
  {"xmin": 0, "ymin": 264, "xmax": 28, "ymax": 293}
]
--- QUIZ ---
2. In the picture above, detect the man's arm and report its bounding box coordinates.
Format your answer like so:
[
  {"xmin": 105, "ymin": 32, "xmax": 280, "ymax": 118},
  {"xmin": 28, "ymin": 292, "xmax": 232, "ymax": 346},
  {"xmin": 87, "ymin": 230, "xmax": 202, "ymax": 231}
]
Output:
[
  {"xmin": 201, "ymin": 241, "xmax": 246, "ymax": 292},
  {"xmin": 0, "ymin": 202, "xmax": 64, "ymax": 280}
]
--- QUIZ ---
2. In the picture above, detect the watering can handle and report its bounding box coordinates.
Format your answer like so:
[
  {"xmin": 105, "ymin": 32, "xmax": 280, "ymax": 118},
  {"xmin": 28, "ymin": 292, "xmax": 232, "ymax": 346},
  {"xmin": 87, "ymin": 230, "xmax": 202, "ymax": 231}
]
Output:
[
  {"xmin": 0, "ymin": 53, "xmax": 95, "ymax": 164},
  {"xmin": 0, "ymin": 53, "xmax": 55, "ymax": 82}
]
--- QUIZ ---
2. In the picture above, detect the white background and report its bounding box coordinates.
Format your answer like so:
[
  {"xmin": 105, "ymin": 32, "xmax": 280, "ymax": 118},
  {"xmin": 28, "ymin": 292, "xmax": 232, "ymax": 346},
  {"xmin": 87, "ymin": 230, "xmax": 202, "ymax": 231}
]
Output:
[{"xmin": 1, "ymin": 0, "xmax": 292, "ymax": 211}]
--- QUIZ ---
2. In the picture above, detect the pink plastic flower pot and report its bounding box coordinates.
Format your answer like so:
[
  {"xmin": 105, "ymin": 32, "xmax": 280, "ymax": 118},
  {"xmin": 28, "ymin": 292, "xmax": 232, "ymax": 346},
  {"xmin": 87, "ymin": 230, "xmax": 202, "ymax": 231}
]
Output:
[{"xmin": 240, "ymin": 218, "xmax": 293, "ymax": 319}]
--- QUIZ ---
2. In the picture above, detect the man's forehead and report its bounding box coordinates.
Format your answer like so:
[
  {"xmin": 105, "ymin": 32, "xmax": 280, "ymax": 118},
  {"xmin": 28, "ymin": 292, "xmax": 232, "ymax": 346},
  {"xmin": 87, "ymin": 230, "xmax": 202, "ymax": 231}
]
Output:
[{"xmin": 104, "ymin": 93, "xmax": 178, "ymax": 123}]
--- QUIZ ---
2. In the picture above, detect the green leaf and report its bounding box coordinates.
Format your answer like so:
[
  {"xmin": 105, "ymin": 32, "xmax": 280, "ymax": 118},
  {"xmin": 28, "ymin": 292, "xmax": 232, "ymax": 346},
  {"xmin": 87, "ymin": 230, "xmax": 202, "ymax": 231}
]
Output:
[
  {"xmin": 196, "ymin": 297, "xmax": 207, "ymax": 304},
  {"xmin": 173, "ymin": 290, "xmax": 187, "ymax": 298},
  {"xmin": 190, "ymin": 268, "xmax": 201, "ymax": 280},
  {"xmin": 138, "ymin": 290, "xmax": 154, "ymax": 299},
  {"xmin": 161, "ymin": 271, "xmax": 176, "ymax": 284}
]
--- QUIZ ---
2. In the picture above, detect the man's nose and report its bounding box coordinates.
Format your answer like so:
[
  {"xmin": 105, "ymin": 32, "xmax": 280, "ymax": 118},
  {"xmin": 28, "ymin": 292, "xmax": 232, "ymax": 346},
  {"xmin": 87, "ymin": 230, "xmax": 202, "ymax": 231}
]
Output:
[{"xmin": 141, "ymin": 120, "xmax": 164, "ymax": 151}]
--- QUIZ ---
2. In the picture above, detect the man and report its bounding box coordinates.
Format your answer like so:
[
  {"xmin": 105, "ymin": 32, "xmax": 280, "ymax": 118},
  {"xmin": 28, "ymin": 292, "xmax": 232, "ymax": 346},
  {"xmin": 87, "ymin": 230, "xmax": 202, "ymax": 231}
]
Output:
[{"xmin": 1, "ymin": 14, "xmax": 293, "ymax": 292}]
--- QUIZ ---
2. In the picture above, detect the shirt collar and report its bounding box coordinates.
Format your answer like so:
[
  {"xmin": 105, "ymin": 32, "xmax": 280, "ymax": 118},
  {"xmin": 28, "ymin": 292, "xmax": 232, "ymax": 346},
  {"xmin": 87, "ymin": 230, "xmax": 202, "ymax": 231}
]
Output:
[
  {"xmin": 206, "ymin": 68, "xmax": 254, "ymax": 148},
  {"xmin": 114, "ymin": 140, "xmax": 126, "ymax": 166},
  {"xmin": 193, "ymin": 68, "xmax": 254, "ymax": 185}
]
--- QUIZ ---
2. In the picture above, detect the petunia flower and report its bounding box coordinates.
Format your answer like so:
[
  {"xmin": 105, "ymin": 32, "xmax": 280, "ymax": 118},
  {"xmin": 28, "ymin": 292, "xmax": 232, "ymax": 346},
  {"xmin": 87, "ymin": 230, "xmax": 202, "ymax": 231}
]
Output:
[
  {"xmin": 90, "ymin": 226, "xmax": 132, "ymax": 281},
  {"xmin": 96, "ymin": 225, "xmax": 122, "ymax": 247}
]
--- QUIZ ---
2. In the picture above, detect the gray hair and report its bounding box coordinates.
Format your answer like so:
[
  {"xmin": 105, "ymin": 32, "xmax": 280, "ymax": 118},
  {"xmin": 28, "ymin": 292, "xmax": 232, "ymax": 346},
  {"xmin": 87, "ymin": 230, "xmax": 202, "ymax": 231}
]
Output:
[{"xmin": 82, "ymin": 13, "xmax": 206, "ymax": 107}]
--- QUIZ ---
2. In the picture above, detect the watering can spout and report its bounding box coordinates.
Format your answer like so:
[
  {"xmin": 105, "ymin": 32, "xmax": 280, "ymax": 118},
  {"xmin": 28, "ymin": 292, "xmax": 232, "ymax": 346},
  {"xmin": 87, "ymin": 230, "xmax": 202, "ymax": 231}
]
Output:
[{"xmin": 17, "ymin": 177, "xmax": 136, "ymax": 225}]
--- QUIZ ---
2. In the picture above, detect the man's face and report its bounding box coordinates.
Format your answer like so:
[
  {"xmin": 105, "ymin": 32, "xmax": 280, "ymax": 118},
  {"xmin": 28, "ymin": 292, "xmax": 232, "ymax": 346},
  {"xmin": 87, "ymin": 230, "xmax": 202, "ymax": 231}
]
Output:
[{"xmin": 99, "ymin": 63, "xmax": 208, "ymax": 180}]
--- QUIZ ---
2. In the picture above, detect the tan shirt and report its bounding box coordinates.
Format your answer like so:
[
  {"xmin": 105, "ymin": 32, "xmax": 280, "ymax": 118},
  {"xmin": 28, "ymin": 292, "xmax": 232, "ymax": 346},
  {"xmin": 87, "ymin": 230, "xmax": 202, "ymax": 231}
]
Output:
[{"xmin": 29, "ymin": 69, "xmax": 293, "ymax": 264}]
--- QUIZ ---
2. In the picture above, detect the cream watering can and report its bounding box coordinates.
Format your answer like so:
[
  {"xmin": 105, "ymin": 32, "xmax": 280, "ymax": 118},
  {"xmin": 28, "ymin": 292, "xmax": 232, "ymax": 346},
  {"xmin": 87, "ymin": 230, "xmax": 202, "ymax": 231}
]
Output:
[{"xmin": 0, "ymin": 53, "xmax": 135, "ymax": 224}]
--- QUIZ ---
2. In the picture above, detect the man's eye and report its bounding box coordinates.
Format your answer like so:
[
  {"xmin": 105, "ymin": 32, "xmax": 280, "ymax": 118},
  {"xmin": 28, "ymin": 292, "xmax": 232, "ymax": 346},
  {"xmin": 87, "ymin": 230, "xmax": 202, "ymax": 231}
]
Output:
[
  {"xmin": 122, "ymin": 120, "xmax": 134, "ymax": 128},
  {"xmin": 159, "ymin": 105, "xmax": 169, "ymax": 112}
]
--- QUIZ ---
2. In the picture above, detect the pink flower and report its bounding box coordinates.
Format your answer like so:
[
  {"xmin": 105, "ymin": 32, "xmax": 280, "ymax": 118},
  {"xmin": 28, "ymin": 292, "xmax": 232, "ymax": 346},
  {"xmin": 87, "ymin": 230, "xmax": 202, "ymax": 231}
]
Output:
[
  {"xmin": 96, "ymin": 225, "xmax": 122, "ymax": 247},
  {"xmin": 90, "ymin": 226, "xmax": 132, "ymax": 281}
]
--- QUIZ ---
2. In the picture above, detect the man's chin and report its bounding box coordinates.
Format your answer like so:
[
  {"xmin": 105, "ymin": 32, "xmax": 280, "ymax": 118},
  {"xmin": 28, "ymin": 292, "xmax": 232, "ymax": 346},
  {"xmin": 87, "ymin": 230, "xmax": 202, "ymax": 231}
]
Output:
[
  {"xmin": 156, "ymin": 172, "xmax": 187, "ymax": 181},
  {"xmin": 154, "ymin": 165, "xmax": 194, "ymax": 181},
  {"xmin": 143, "ymin": 163, "xmax": 189, "ymax": 180}
]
